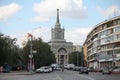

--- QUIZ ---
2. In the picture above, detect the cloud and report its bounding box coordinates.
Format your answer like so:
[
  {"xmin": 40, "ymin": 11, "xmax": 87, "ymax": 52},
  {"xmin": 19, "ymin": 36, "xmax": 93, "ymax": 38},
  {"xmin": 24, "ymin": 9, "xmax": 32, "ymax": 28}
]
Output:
[
  {"xmin": 31, "ymin": 0, "xmax": 88, "ymax": 22},
  {"xmin": 11, "ymin": 26, "xmax": 92, "ymax": 47},
  {"xmin": 97, "ymin": 5, "xmax": 120, "ymax": 18},
  {"xmin": 10, "ymin": 32, "xmax": 27, "ymax": 47},
  {"xmin": 65, "ymin": 27, "xmax": 92, "ymax": 45},
  {"xmin": 10, "ymin": 27, "xmax": 51, "ymax": 47},
  {"xmin": 31, "ymin": 27, "xmax": 51, "ymax": 42},
  {"xmin": 30, "ymin": 27, "xmax": 92, "ymax": 45},
  {"xmin": 0, "ymin": 3, "xmax": 22, "ymax": 21}
]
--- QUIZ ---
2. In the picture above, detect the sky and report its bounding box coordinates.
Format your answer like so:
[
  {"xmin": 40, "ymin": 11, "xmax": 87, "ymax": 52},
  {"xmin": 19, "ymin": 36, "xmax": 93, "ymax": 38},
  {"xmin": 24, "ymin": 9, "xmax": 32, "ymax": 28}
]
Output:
[{"xmin": 0, "ymin": 0, "xmax": 120, "ymax": 47}]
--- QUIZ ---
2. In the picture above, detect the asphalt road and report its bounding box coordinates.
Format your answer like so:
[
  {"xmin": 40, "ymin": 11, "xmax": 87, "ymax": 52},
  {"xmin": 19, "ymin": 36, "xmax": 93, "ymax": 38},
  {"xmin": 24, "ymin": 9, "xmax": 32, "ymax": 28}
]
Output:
[{"xmin": 0, "ymin": 70, "xmax": 120, "ymax": 80}]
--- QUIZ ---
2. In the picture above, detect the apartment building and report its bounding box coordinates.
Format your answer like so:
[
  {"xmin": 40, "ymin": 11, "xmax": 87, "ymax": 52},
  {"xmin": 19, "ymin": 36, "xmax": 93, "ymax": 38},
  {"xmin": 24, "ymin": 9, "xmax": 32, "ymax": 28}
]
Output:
[{"xmin": 83, "ymin": 16, "xmax": 120, "ymax": 69}]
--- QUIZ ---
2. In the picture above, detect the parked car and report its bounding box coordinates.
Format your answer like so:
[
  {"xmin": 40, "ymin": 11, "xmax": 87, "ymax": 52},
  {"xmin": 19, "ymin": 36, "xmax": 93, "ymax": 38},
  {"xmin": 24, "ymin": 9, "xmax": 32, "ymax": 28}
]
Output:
[
  {"xmin": 79, "ymin": 67, "xmax": 89, "ymax": 74},
  {"xmin": 73, "ymin": 66, "xmax": 81, "ymax": 71},
  {"xmin": 102, "ymin": 67, "xmax": 111, "ymax": 75},
  {"xmin": 110, "ymin": 66, "xmax": 120, "ymax": 74},
  {"xmin": 36, "ymin": 66, "xmax": 52, "ymax": 73},
  {"xmin": 51, "ymin": 64, "xmax": 61, "ymax": 71},
  {"xmin": 64, "ymin": 64, "xmax": 75, "ymax": 70},
  {"xmin": 3, "ymin": 63, "xmax": 11, "ymax": 73},
  {"xmin": 88, "ymin": 67, "xmax": 98, "ymax": 72}
]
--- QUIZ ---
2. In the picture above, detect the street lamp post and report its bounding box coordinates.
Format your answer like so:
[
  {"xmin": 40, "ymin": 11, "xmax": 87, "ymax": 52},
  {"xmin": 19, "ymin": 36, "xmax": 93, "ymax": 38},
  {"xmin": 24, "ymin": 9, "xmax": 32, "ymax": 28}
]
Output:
[
  {"xmin": 28, "ymin": 27, "xmax": 40, "ymax": 73},
  {"xmin": 77, "ymin": 52, "xmax": 79, "ymax": 66},
  {"xmin": 28, "ymin": 35, "xmax": 33, "ymax": 73}
]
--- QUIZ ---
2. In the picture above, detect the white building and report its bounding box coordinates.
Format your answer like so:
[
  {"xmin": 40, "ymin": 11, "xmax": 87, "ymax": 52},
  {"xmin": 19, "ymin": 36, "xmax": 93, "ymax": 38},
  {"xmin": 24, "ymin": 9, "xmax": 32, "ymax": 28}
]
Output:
[
  {"xmin": 49, "ymin": 9, "xmax": 73, "ymax": 65},
  {"xmin": 83, "ymin": 16, "xmax": 120, "ymax": 69}
]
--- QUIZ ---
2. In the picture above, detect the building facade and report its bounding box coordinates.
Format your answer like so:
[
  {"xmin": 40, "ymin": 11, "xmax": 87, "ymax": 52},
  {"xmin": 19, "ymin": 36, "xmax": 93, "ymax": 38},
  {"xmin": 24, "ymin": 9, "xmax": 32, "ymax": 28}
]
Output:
[
  {"xmin": 73, "ymin": 45, "xmax": 82, "ymax": 52},
  {"xmin": 83, "ymin": 16, "xmax": 120, "ymax": 69},
  {"xmin": 83, "ymin": 42, "xmax": 88, "ymax": 66},
  {"xmin": 49, "ymin": 9, "xmax": 73, "ymax": 65}
]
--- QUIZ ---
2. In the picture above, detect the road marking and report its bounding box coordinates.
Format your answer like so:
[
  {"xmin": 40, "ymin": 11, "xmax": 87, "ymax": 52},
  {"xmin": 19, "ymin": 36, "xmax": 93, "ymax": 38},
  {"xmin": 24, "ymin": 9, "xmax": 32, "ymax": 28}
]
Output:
[
  {"xmin": 76, "ymin": 74, "xmax": 96, "ymax": 80},
  {"xmin": 43, "ymin": 72, "xmax": 63, "ymax": 80},
  {"xmin": 52, "ymin": 72, "xmax": 63, "ymax": 80},
  {"xmin": 50, "ymin": 74, "xmax": 63, "ymax": 80},
  {"xmin": 56, "ymin": 75, "xmax": 63, "ymax": 80}
]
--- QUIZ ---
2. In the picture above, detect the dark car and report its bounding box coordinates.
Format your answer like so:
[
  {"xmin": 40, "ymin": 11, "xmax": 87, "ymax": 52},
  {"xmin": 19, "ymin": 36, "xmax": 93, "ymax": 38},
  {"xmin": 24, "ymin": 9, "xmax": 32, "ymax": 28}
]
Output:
[
  {"xmin": 3, "ymin": 63, "xmax": 11, "ymax": 73},
  {"xmin": 79, "ymin": 67, "xmax": 89, "ymax": 74}
]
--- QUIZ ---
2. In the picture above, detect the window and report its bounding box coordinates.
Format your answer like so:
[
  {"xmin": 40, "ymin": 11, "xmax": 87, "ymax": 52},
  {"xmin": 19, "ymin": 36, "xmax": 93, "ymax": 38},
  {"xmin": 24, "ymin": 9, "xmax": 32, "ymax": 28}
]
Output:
[
  {"xmin": 98, "ymin": 33, "xmax": 101, "ymax": 38},
  {"xmin": 117, "ymin": 34, "xmax": 120, "ymax": 39},
  {"xmin": 114, "ymin": 49, "xmax": 120, "ymax": 54},
  {"xmin": 101, "ymin": 38, "xmax": 106, "ymax": 45},
  {"xmin": 114, "ymin": 26, "xmax": 120, "ymax": 33},
  {"xmin": 103, "ymin": 24, "xmax": 107, "ymax": 29},
  {"xmin": 118, "ymin": 20, "xmax": 120, "ymax": 24},
  {"xmin": 114, "ymin": 35, "xmax": 117, "ymax": 40}
]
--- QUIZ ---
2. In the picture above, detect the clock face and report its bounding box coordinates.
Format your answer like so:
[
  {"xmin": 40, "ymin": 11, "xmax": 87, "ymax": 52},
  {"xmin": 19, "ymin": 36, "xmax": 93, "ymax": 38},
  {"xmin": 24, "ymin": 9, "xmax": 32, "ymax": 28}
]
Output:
[{"xmin": 57, "ymin": 31, "xmax": 62, "ymax": 39}]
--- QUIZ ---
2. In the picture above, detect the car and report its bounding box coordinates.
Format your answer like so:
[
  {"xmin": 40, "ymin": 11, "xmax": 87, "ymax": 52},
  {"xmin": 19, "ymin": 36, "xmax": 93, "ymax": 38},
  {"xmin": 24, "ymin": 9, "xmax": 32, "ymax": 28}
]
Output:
[
  {"xmin": 102, "ymin": 67, "xmax": 111, "ymax": 75},
  {"xmin": 64, "ymin": 64, "xmax": 75, "ymax": 70},
  {"xmin": 36, "ymin": 66, "xmax": 52, "ymax": 73},
  {"xmin": 51, "ymin": 64, "xmax": 61, "ymax": 71},
  {"xmin": 73, "ymin": 66, "xmax": 81, "ymax": 71},
  {"xmin": 110, "ymin": 66, "xmax": 120, "ymax": 74},
  {"xmin": 79, "ymin": 67, "xmax": 89, "ymax": 74}
]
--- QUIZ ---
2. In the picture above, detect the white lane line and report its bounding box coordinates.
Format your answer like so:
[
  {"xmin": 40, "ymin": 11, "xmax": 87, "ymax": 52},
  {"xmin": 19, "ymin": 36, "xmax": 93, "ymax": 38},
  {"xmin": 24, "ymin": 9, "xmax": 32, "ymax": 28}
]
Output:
[
  {"xmin": 56, "ymin": 75, "xmax": 63, "ymax": 80},
  {"xmin": 50, "ymin": 74, "xmax": 63, "ymax": 80},
  {"xmin": 43, "ymin": 72, "xmax": 63, "ymax": 80},
  {"xmin": 53, "ymin": 71, "xmax": 63, "ymax": 80},
  {"xmin": 76, "ymin": 74, "xmax": 96, "ymax": 80}
]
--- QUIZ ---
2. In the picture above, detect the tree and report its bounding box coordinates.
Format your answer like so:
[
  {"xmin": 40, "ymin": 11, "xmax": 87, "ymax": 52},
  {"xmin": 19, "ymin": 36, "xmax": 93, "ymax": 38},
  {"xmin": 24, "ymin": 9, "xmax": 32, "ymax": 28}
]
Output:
[
  {"xmin": 0, "ymin": 33, "xmax": 22, "ymax": 67},
  {"xmin": 69, "ymin": 51, "xmax": 84, "ymax": 66},
  {"xmin": 22, "ymin": 38, "xmax": 56, "ymax": 69}
]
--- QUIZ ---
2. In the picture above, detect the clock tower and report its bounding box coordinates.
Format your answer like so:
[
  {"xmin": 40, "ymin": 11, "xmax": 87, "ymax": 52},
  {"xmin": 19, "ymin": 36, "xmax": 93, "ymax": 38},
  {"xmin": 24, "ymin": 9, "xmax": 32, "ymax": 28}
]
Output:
[
  {"xmin": 49, "ymin": 9, "xmax": 73, "ymax": 65},
  {"xmin": 51, "ymin": 9, "xmax": 65, "ymax": 42}
]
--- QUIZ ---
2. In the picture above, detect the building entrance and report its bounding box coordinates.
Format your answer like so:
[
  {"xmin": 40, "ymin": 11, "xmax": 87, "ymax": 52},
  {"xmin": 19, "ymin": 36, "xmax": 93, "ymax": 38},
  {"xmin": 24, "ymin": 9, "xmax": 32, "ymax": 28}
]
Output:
[
  {"xmin": 60, "ymin": 55, "xmax": 64, "ymax": 65},
  {"xmin": 57, "ymin": 48, "xmax": 67, "ymax": 65}
]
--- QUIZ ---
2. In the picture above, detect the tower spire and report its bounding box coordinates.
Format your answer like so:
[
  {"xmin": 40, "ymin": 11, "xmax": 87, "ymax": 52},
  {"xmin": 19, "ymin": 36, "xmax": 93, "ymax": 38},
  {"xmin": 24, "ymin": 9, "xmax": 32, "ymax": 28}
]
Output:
[{"xmin": 55, "ymin": 9, "xmax": 61, "ymax": 28}]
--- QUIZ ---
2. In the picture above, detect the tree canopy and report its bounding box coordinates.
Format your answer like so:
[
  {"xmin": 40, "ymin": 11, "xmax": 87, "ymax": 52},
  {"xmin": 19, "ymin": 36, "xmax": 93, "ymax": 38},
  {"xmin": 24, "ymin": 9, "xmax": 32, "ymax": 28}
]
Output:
[
  {"xmin": 69, "ymin": 51, "xmax": 84, "ymax": 66},
  {"xmin": 22, "ymin": 38, "xmax": 56, "ymax": 68},
  {"xmin": 0, "ymin": 33, "xmax": 22, "ymax": 66}
]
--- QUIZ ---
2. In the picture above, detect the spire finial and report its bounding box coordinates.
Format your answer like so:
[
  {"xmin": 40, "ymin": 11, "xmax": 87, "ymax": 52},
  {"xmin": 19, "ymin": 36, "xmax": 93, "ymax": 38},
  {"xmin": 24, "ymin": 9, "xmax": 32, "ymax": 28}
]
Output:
[{"xmin": 55, "ymin": 9, "xmax": 61, "ymax": 28}]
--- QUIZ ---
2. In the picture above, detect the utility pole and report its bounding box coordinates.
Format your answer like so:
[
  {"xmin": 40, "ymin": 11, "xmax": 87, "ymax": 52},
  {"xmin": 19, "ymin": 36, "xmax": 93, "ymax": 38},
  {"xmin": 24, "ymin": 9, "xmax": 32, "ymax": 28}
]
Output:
[
  {"xmin": 28, "ymin": 33, "xmax": 34, "ymax": 73},
  {"xmin": 77, "ymin": 52, "xmax": 79, "ymax": 66}
]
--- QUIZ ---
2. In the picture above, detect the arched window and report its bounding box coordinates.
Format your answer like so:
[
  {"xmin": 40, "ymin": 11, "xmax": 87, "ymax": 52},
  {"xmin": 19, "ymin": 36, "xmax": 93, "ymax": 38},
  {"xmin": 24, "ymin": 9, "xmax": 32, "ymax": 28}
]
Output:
[{"xmin": 58, "ymin": 48, "xmax": 67, "ymax": 53}]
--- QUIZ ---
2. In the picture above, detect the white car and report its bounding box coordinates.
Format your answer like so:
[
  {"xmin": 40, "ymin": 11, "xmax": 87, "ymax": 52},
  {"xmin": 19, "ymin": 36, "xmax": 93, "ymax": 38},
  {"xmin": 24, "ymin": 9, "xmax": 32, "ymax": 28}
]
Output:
[
  {"xmin": 36, "ymin": 66, "xmax": 52, "ymax": 73},
  {"xmin": 51, "ymin": 64, "xmax": 61, "ymax": 70},
  {"xmin": 64, "ymin": 64, "xmax": 75, "ymax": 70}
]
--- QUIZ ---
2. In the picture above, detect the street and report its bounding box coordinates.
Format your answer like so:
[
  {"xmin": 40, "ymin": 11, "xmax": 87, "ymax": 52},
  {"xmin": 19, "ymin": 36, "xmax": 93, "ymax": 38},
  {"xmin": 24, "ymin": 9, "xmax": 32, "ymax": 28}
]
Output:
[{"xmin": 0, "ymin": 70, "xmax": 120, "ymax": 80}]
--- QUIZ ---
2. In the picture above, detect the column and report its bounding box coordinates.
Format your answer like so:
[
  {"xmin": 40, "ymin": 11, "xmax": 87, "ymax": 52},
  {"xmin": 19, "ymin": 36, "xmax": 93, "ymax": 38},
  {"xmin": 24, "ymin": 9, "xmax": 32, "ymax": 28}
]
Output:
[
  {"xmin": 64, "ymin": 55, "xmax": 66, "ymax": 65},
  {"xmin": 67, "ymin": 55, "xmax": 68, "ymax": 64},
  {"xmin": 56, "ymin": 54, "xmax": 58, "ymax": 64},
  {"xmin": 59, "ymin": 55, "xmax": 61, "ymax": 65}
]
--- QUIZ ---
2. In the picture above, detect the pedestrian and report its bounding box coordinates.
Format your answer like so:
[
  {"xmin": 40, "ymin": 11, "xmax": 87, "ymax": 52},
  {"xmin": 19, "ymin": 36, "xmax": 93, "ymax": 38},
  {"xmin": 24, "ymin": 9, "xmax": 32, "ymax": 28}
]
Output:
[
  {"xmin": 0, "ymin": 66, "xmax": 3, "ymax": 73},
  {"xmin": 62, "ymin": 66, "xmax": 64, "ymax": 71}
]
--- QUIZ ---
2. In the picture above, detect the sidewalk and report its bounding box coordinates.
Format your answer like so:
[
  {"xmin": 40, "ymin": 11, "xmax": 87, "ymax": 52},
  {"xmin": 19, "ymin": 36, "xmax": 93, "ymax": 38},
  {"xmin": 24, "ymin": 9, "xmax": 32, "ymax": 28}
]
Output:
[{"xmin": 0, "ymin": 71, "xmax": 35, "ymax": 75}]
